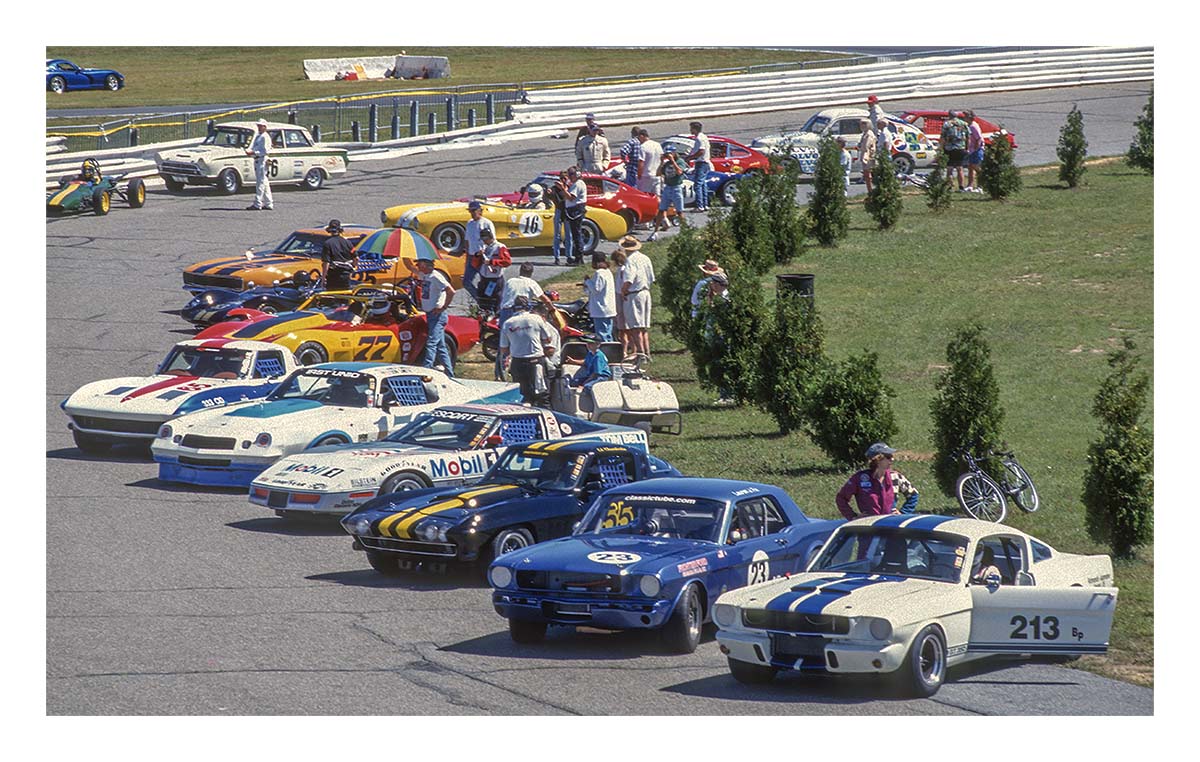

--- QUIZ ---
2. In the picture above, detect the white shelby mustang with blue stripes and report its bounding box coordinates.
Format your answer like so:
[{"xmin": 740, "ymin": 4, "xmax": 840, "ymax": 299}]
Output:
[
  {"xmin": 152, "ymin": 362, "xmax": 519, "ymax": 487},
  {"xmin": 713, "ymin": 514, "xmax": 1118, "ymax": 697},
  {"xmin": 250, "ymin": 403, "xmax": 650, "ymax": 517}
]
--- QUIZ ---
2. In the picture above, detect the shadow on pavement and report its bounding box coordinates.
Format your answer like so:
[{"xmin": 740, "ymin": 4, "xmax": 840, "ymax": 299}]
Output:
[
  {"xmin": 46, "ymin": 445, "xmax": 151, "ymax": 463},
  {"xmin": 227, "ymin": 516, "xmax": 345, "ymax": 537},
  {"xmin": 308, "ymin": 565, "xmax": 489, "ymax": 590},
  {"xmin": 440, "ymin": 623, "xmax": 716, "ymax": 661},
  {"xmin": 125, "ymin": 477, "xmax": 246, "ymax": 495}
]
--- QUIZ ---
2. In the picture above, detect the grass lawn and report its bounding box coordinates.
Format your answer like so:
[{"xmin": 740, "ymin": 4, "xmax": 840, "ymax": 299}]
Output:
[
  {"xmin": 45, "ymin": 47, "xmax": 836, "ymax": 111},
  {"xmin": 456, "ymin": 159, "xmax": 1154, "ymax": 686}
]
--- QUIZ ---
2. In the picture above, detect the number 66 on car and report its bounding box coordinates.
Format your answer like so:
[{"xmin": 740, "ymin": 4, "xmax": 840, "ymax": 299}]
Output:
[{"xmin": 713, "ymin": 515, "xmax": 1117, "ymax": 697}]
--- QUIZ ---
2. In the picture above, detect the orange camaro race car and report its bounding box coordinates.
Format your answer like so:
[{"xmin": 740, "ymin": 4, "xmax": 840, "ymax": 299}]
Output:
[
  {"xmin": 195, "ymin": 288, "xmax": 479, "ymax": 368},
  {"xmin": 182, "ymin": 226, "xmax": 466, "ymax": 293}
]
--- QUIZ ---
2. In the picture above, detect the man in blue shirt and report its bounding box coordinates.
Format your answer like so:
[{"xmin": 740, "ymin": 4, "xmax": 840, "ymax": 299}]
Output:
[{"xmin": 570, "ymin": 333, "xmax": 612, "ymax": 413}]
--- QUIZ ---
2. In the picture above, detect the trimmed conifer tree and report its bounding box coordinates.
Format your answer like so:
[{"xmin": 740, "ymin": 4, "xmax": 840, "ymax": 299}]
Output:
[
  {"xmin": 979, "ymin": 131, "xmax": 1022, "ymax": 200},
  {"xmin": 686, "ymin": 251, "xmax": 769, "ymax": 405},
  {"xmin": 726, "ymin": 172, "xmax": 775, "ymax": 274},
  {"xmin": 1057, "ymin": 105, "xmax": 1088, "ymax": 188},
  {"xmin": 801, "ymin": 351, "xmax": 898, "ymax": 467},
  {"xmin": 806, "ymin": 135, "xmax": 850, "ymax": 245},
  {"xmin": 864, "ymin": 149, "xmax": 903, "ymax": 229},
  {"xmin": 657, "ymin": 219, "xmax": 709, "ymax": 343},
  {"xmin": 929, "ymin": 323, "xmax": 1006, "ymax": 495},
  {"xmin": 759, "ymin": 286, "xmax": 827, "ymax": 433},
  {"xmin": 1127, "ymin": 93, "xmax": 1153, "ymax": 175},
  {"xmin": 761, "ymin": 156, "xmax": 808, "ymax": 265},
  {"xmin": 925, "ymin": 152, "xmax": 953, "ymax": 212}
]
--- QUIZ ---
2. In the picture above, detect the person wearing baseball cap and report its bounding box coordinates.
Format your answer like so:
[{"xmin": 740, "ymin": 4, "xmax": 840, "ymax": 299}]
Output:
[
  {"xmin": 568, "ymin": 332, "xmax": 613, "ymax": 412},
  {"xmin": 244, "ymin": 118, "xmax": 273, "ymax": 210},
  {"xmin": 500, "ymin": 295, "xmax": 558, "ymax": 406},
  {"xmin": 866, "ymin": 94, "xmax": 883, "ymax": 132},
  {"xmin": 320, "ymin": 219, "xmax": 356, "ymax": 290},
  {"xmin": 835, "ymin": 442, "xmax": 920, "ymax": 518},
  {"xmin": 462, "ymin": 199, "xmax": 495, "ymax": 300}
]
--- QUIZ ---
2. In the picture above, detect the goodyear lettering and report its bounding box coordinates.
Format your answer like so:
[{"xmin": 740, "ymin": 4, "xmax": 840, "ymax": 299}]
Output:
[{"xmin": 282, "ymin": 463, "xmax": 345, "ymax": 478}]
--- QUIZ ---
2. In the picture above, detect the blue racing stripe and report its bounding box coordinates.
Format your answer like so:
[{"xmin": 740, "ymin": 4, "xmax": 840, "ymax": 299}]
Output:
[
  {"xmin": 903, "ymin": 515, "xmax": 956, "ymax": 531},
  {"xmin": 873, "ymin": 514, "xmax": 910, "ymax": 528},
  {"xmin": 213, "ymin": 256, "xmax": 306, "ymax": 277},
  {"xmin": 230, "ymin": 312, "xmax": 307, "ymax": 338}
]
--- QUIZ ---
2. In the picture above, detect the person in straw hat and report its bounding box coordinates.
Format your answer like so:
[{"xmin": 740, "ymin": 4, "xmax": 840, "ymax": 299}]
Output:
[
  {"xmin": 617, "ymin": 236, "xmax": 655, "ymax": 362},
  {"xmin": 691, "ymin": 259, "xmax": 725, "ymax": 318}
]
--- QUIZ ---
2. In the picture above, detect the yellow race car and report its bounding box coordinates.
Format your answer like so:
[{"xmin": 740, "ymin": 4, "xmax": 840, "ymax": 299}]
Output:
[
  {"xmin": 380, "ymin": 200, "xmax": 628, "ymax": 256},
  {"xmin": 183, "ymin": 226, "xmax": 466, "ymax": 292}
]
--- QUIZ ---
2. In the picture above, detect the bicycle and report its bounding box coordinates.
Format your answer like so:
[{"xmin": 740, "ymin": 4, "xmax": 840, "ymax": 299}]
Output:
[{"xmin": 951, "ymin": 448, "xmax": 1040, "ymax": 523}]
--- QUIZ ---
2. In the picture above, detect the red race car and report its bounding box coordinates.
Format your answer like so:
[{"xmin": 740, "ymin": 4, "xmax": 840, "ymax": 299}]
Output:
[
  {"xmin": 897, "ymin": 110, "xmax": 1018, "ymax": 149},
  {"xmin": 657, "ymin": 134, "xmax": 773, "ymax": 175},
  {"xmin": 461, "ymin": 172, "xmax": 664, "ymax": 231}
]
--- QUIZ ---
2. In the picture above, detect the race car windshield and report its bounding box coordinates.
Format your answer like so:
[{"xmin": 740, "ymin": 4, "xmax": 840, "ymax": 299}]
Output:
[
  {"xmin": 203, "ymin": 127, "xmax": 253, "ymax": 148},
  {"xmin": 577, "ymin": 495, "xmax": 726, "ymax": 542},
  {"xmin": 269, "ymin": 370, "xmax": 376, "ymax": 408},
  {"xmin": 484, "ymin": 450, "xmax": 584, "ymax": 492},
  {"xmin": 157, "ymin": 347, "xmax": 248, "ymax": 379},
  {"xmin": 800, "ymin": 115, "xmax": 830, "ymax": 134},
  {"xmin": 385, "ymin": 413, "xmax": 492, "ymax": 450},
  {"xmin": 812, "ymin": 528, "xmax": 968, "ymax": 583},
  {"xmin": 274, "ymin": 232, "xmax": 326, "ymax": 255}
]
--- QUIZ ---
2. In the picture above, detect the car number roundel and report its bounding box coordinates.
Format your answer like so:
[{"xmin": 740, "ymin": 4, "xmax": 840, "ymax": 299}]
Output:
[
  {"xmin": 587, "ymin": 551, "xmax": 641, "ymax": 565},
  {"xmin": 517, "ymin": 213, "xmax": 545, "ymax": 237}
]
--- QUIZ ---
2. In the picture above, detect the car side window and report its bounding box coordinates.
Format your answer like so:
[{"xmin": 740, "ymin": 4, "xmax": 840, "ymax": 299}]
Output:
[
  {"xmin": 498, "ymin": 415, "xmax": 541, "ymax": 445},
  {"xmin": 836, "ymin": 119, "xmax": 863, "ymax": 136},
  {"xmin": 585, "ymin": 178, "xmax": 604, "ymax": 195},
  {"xmin": 730, "ymin": 146, "xmax": 750, "ymax": 159},
  {"xmin": 602, "ymin": 180, "xmax": 619, "ymax": 195},
  {"xmin": 588, "ymin": 452, "xmax": 635, "ymax": 489},
  {"xmin": 253, "ymin": 351, "xmax": 286, "ymax": 379},
  {"xmin": 269, "ymin": 131, "xmax": 285, "ymax": 149},
  {"xmin": 731, "ymin": 497, "xmax": 790, "ymax": 540},
  {"xmin": 710, "ymin": 142, "xmax": 728, "ymax": 159},
  {"xmin": 975, "ymin": 535, "xmax": 1026, "ymax": 585},
  {"xmin": 284, "ymin": 130, "xmax": 311, "ymax": 148},
  {"xmin": 1030, "ymin": 539, "xmax": 1053, "ymax": 563}
]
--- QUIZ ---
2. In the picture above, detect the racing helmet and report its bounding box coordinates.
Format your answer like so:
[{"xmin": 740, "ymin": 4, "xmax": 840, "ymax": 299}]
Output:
[
  {"xmin": 526, "ymin": 183, "xmax": 545, "ymax": 203},
  {"xmin": 367, "ymin": 298, "xmax": 391, "ymax": 317},
  {"xmin": 81, "ymin": 158, "xmax": 100, "ymax": 180}
]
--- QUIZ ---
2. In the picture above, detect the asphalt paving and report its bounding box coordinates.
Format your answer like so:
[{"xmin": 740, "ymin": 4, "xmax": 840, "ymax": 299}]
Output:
[{"xmin": 46, "ymin": 82, "xmax": 1154, "ymax": 715}]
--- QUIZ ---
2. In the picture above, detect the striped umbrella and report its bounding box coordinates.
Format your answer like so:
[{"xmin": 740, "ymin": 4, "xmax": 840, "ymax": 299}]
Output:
[{"xmin": 351, "ymin": 227, "xmax": 441, "ymax": 284}]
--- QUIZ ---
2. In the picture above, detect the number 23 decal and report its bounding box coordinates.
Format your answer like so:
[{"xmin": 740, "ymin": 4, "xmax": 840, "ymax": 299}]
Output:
[
  {"xmin": 1010, "ymin": 614, "xmax": 1060, "ymax": 640},
  {"xmin": 353, "ymin": 335, "xmax": 392, "ymax": 361}
]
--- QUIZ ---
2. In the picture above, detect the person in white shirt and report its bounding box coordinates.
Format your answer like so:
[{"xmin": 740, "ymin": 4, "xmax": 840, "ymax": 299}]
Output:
[
  {"xmin": 691, "ymin": 259, "xmax": 725, "ymax": 317},
  {"xmin": 495, "ymin": 262, "xmax": 553, "ymax": 380},
  {"xmin": 686, "ymin": 121, "xmax": 712, "ymax": 212},
  {"xmin": 500, "ymin": 297, "xmax": 558, "ymax": 406},
  {"xmin": 636, "ymin": 129, "xmax": 663, "ymax": 197},
  {"xmin": 618, "ymin": 236, "xmax": 655, "ymax": 361},
  {"xmin": 462, "ymin": 200, "xmax": 495, "ymax": 299},
  {"xmin": 244, "ymin": 119, "xmax": 274, "ymax": 211},
  {"xmin": 583, "ymin": 252, "xmax": 618, "ymax": 342},
  {"xmin": 415, "ymin": 254, "xmax": 456, "ymax": 377},
  {"xmin": 559, "ymin": 166, "xmax": 589, "ymax": 265}
]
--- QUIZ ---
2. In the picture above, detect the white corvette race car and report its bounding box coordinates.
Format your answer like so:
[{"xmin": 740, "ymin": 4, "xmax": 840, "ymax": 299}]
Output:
[
  {"xmin": 751, "ymin": 108, "xmax": 938, "ymax": 176},
  {"xmin": 151, "ymin": 362, "xmax": 519, "ymax": 487},
  {"xmin": 250, "ymin": 403, "xmax": 650, "ymax": 517},
  {"xmin": 61, "ymin": 339, "xmax": 300, "ymax": 454},
  {"xmin": 714, "ymin": 515, "xmax": 1117, "ymax": 697}
]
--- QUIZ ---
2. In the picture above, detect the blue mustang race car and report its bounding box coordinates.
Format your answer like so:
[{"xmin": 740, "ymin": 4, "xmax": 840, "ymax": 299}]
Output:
[
  {"xmin": 342, "ymin": 440, "xmax": 680, "ymax": 574},
  {"xmin": 489, "ymin": 478, "xmax": 842, "ymax": 653},
  {"xmin": 181, "ymin": 274, "xmax": 322, "ymax": 328},
  {"xmin": 47, "ymin": 59, "xmax": 124, "ymax": 93}
]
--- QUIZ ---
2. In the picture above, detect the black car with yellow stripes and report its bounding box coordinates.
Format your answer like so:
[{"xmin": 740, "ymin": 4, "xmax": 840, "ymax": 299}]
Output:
[{"xmin": 341, "ymin": 440, "xmax": 680, "ymax": 575}]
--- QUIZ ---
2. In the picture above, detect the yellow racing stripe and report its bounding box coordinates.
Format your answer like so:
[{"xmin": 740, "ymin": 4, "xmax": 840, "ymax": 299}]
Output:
[
  {"xmin": 389, "ymin": 498, "xmax": 464, "ymax": 539},
  {"xmin": 48, "ymin": 183, "xmax": 80, "ymax": 206}
]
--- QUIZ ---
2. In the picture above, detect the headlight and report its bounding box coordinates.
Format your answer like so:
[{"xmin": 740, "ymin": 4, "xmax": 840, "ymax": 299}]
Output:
[
  {"xmin": 489, "ymin": 565, "xmax": 513, "ymax": 588},
  {"xmin": 867, "ymin": 618, "xmax": 893, "ymax": 640},
  {"xmin": 254, "ymin": 432, "xmax": 271, "ymax": 447},
  {"xmin": 158, "ymin": 424, "xmax": 172, "ymax": 439},
  {"xmin": 638, "ymin": 575, "xmax": 661, "ymax": 597},
  {"xmin": 713, "ymin": 603, "xmax": 738, "ymax": 628},
  {"xmin": 203, "ymin": 294, "xmax": 215, "ymax": 305},
  {"xmin": 342, "ymin": 517, "xmax": 371, "ymax": 537}
]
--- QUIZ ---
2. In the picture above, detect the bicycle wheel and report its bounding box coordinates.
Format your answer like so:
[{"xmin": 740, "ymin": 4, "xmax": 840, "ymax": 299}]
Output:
[
  {"xmin": 955, "ymin": 472, "xmax": 1007, "ymax": 523},
  {"xmin": 1002, "ymin": 459, "xmax": 1040, "ymax": 513}
]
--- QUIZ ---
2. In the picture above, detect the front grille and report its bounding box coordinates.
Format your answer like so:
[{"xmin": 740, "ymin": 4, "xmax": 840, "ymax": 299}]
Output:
[
  {"xmin": 160, "ymin": 161, "xmax": 203, "ymax": 176},
  {"xmin": 770, "ymin": 633, "xmax": 832, "ymax": 659},
  {"xmin": 516, "ymin": 570, "xmax": 621, "ymax": 593},
  {"xmin": 742, "ymin": 611, "xmax": 850, "ymax": 635},
  {"xmin": 180, "ymin": 434, "xmax": 237, "ymax": 450},
  {"xmin": 183, "ymin": 272, "xmax": 243, "ymax": 290},
  {"xmin": 71, "ymin": 415, "xmax": 160, "ymax": 435},
  {"xmin": 179, "ymin": 455, "xmax": 230, "ymax": 467},
  {"xmin": 361, "ymin": 536, "xmax": 457, "ymax": 557},
  {"xmin": 268, "ymin": 491, "xmax": 289, "ymax": 508}
]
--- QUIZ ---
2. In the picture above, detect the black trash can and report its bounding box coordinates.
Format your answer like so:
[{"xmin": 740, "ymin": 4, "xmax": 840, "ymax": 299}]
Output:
[{"xmin": 776, "ymin": 273, "xmax": 815, "ymax": 298}]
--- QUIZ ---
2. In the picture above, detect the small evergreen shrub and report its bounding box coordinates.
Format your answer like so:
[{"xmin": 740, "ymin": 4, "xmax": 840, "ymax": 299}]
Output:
[
  {"xmin": 801, "ymin": 351, "xmax": 897, "ymax": 467},
  {"xmin": 687, "ymin": 253, "xmax": 769, "ymax": 405},
  {"xmin": 979, "ymin": 132, "xmax": 1022, "ymax": 200},
  {"xmin": 1126, "ymin": 93, "xmax": 1153, "ymax": 175},
  {"xmin": 758, "ymin": 287, "xmax": 827, "ymax": 433},
  {"xmin": 806, "ymin": 135, "xmax": 850, "ymax": 246},
  {"xmin": 929, "ymin": 323, "xmax": 1006, "ymax": 495},
  {"xmin": 925, "ymin": 152, "xmax": 954, "ymax": 212},
  {"xmin": 1057, "ymin": 105, "xmax": 1088, "ymax": 188},
  {"xmin": 864, "ymin": 150, "xmax": 903, "ymax": 229}
]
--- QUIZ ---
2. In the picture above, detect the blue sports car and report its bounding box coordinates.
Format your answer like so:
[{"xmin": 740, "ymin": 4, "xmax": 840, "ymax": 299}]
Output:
[
  {"xmin": 489, "ymin": 478, "xmax": 842, "ymax": 653},
  {"xmin": 343, "ymin": 440, "xmax": 680, "ymax": 574},
  {"xmin": 182, "ymin": 274, "xmax": 323, "ymax": 328},
  {"xmin": 47, "ymin": 59, "xmax": 124, "ymax": 94}
]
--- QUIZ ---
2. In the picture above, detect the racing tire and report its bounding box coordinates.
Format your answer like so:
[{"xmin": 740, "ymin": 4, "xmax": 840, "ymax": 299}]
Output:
[
  {"xmin": 294, "ymin": 341, "xmax": 329, "ymax": 366},
  {"xmin": 718, "ymin": 180, "xmax": 740, "ymax": 206},
  {"xmin": 92, "ymin": 188, "xmax": 110, "ymax": 216},
  {"xmin": 491, "ymin": 528, "xmax": 534, "ymax": 559},
  {"xmin": 727, "ymin": 657, "xmax": 778, "ymax": 685},
  {"xmin": 480, "ymin": 327, "xmax": 499, "ymax": 362},
  {"xmin": 892, "ymin": 154, "xmax": 916, "ymax": 175},
  {"xmin": 302, "ymin": 168, "xmax": 324, "ymax": 191},
  {"xmin": 49, "ymin": 75, "xmax": 66, "ymax": 94},
  {"xmin": 257, "ymin": 303, "xmax": 279, "ymax": 315},
  {"xmin": 662, "ymin": 584, "xmax": 703, "ymax": 654},
  {"xmin": 618, "ymin": 209, "xmax": 638, "ymax": 235},
  {"xmin": 127, "ymin": 178, "xmax": 146, "ymax": 208},
  {"xmin": 163, "ymin": 176, "xmax": 186, "ymax": 192},
  {"xmin": 579, "ymin": 219, "xmax": 601, "ymax": 255},
  {"xmin": 955, "ymin": 472, "xmax": 1007, "ymax": 523},
  {"xmin": 508, "ymin": 619, "xmax": 547, "ymax": 644},
  {"xmin": 897, "ymin": 625, "xmax": 946, "ymax": 698},
  {"xmin": 217, "ymin": 168, "xmax": 242, "ymax": 195},
  {"xmin": 105, "ymin": 74, "xmax": 120, "ymax": 91},
  {"xmin": 380, "ymin": 471, "xmax": 431, "ymax": 495},
  {"xmin": 431, "ymin": 222, "xmax": 466, "ymax": 254},
  {"xmin": 1002, "ymin": 460, "xmax": 1040, "ymax": 513},
  {"xmin": 366, "ymin": 551, "xmax": 404, "ymax": 576},
  {"xmin": 72, "ymin": 430, "xmax": 111, "ymax": 456}
]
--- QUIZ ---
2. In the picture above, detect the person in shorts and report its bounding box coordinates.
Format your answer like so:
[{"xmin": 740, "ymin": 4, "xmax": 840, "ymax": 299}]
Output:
[
  {"xmin": 650, "ymin": 145, "xmax": 688, "ymax": 241},
  {"xmin": 965, "ymin": 110, "xmax": 985, "ymax": 193},
  {"xmin": 939, "ymin": 111, "xmax": 970, "ymax": 191}
]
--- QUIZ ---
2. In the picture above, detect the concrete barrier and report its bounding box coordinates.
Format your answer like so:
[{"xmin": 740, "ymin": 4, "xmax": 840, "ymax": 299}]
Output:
[
  {"xmin": 390, "ymin": 55, "xmax": 450, "ymax": 80},
  {"xmin": 302, "ymin": 55, "xmax": 451, "ymax": 82}
]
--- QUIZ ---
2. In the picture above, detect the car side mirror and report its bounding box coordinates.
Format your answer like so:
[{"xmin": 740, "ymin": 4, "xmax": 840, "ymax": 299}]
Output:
[
  {"xmin": 485, "ymin": 434, "xmax": 504, "ymax": 447},
  {"xmin": 1016, "ymin": 570, "xmax": 1035, "ymax": 586}
]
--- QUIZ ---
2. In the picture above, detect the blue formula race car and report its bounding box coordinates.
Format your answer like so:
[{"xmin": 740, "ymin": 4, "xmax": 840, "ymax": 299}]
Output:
[
  {"xmin": 489, "ymin": 478, "xmax": 842, "ymax": 653},
  {"xmin": 342, "ymin": 440, "xmax": 680, "ymax": 574}
]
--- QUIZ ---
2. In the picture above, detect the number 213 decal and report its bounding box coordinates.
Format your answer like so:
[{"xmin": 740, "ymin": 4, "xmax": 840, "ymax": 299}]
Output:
[{"xmin": 1009, "ymin": 614, "xmax": 1060, "ymax": 640}]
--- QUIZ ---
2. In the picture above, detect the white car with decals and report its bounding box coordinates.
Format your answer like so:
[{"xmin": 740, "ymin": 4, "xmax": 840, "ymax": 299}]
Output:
[
  {"xmin": 151, "ymin": 363, "xmax": 519, "ymax": 487},
  {"xmin": 61, "ymin": 339, "xmax": 299, "ymax": 455},
  {"xmin": 751, "ymin": 108, "xmax": 938, "ymax": 176},
  {"xmin": 250, "ymin": 403, "xmax": 650, "ymax": 516},
  {"xmin": 713, "ymin": 515, "xmax": 1117, "ymax": 697}
]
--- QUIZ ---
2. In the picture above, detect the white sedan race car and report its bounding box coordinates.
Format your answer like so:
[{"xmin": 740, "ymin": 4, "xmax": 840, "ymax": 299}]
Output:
[
  {"xmin": 61, "ymin": 338, "xmax": 299, "ymax": 454},
  {"xmin": 713, "ymin": 515, "xmax": 1117, "ymax": 697},
  {"xmin": 249, "ymin": 403, "xmax": 650, "ymax": 517},
  {"xmin": 751, "ymin": 108, "xmax": 938, "ymax": 175},
  {"xmin": 151, "ymin": 363, "xmax": 519, "ymax": 487}
]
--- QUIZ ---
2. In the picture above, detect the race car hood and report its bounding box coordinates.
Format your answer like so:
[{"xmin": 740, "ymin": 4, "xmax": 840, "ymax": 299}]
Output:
[
  {"xmin": 356, "ymin": 482, "xmax": 533, "ymax": 537},
  {"xmin": 63, "ymin": 374, "xmax": 266, "ymax": 418},
  {"xmin": 162, "ymin": 398, "xmax": 378, "ymax": 444},
  {"xmin": 252, "ymin": 441, "xmax": 433, "ymax": 491},
  {"xmin": 382, "ymin": 202, "xmax": 469, "ymax": 229},
  {"xmin": 500, "ymin": 535, "xmax": 711, "ymax": 577},
  {"xmin": 201, "ymin": 310, "xmax": 329, "ymax": 341},
  {"xmin": 185, "ymin": 252, "xmax": 315, "ymax": 282},
  {"xmin": 719, "ymin": 572, "xmax": 955, "ymax": 621},
  {"xmin": 158, "ymin": 145, "xmax": 246, "ymax": 164}
]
